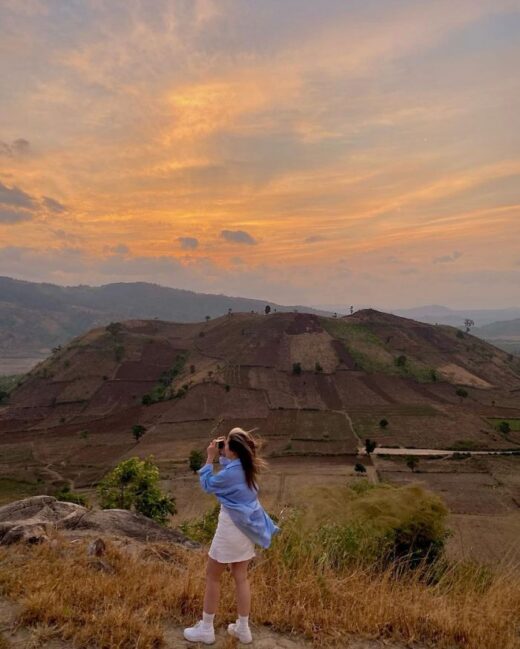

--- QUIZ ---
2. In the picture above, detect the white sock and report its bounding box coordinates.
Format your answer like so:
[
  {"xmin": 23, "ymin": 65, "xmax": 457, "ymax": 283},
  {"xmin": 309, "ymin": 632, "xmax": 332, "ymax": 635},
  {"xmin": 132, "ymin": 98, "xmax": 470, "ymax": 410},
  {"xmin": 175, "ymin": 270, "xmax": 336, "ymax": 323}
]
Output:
[
  {"xmin": 202, "ymin": 611, "xmax": 215, "ymax": 628},
  {"xmin": 237, "ymin": 614, "xmax": 249, "ymax": 630}
]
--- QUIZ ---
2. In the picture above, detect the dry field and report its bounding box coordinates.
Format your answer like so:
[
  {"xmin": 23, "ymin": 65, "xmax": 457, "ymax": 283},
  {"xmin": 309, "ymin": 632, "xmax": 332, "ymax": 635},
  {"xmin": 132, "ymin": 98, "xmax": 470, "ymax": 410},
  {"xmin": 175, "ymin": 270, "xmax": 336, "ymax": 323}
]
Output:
[{"xmin": 376, "ymin": 454, "xmax": 520, "ymax": 563}]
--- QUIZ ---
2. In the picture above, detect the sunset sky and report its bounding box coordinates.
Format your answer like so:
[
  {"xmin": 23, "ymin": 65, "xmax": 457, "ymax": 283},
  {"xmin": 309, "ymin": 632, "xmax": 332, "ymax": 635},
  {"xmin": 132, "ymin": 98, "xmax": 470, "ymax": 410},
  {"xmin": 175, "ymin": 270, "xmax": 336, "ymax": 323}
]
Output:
[{"xmin": 1, "ymin": 0, "xmax": 519, "ymax": 309}]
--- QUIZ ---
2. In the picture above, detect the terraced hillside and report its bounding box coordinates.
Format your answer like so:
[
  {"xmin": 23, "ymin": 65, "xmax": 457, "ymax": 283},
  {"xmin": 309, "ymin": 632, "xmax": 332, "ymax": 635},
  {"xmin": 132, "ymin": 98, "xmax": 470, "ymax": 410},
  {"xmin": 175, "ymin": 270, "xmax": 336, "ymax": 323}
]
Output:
[{"xmin": 1, "ymin": 309, "xmax": 520, "ymax": 495}]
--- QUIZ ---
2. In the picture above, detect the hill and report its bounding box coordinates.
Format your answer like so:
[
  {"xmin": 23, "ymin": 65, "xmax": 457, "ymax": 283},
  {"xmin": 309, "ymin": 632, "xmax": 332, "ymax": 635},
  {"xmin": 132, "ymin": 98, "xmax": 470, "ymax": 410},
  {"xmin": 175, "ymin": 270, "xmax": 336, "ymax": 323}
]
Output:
[
  {"xmin": 476, "ymin": 318, "xmax": 520, "ymax": 338},
  {"xmin": 0, "ymin": 275, "xmax": 327, "ymax": 364},
  {"xmin": 1, "ymin": 309, "xmax": 519, "ymax": 493}
]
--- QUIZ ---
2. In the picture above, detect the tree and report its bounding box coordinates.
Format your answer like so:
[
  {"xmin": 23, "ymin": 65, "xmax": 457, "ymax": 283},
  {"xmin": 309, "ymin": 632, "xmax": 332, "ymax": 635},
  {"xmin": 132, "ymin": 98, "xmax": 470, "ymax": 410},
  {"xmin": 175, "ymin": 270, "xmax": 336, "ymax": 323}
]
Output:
[
  {"xmin": 97, "ymin": 457, "xmax": 176, "ymax": 525},
  {"xmin": 106, "ymin": 321, "xmax": 122, "ymax": 337},
  {"xmin": 365, "ymin": 438, "xmax": 377, "ymax": 455},
  {"xmin": 292, "ymin": 362, "xmax": 302, "ymax": 375},
  {"xmin": 395, "ymin": 355, "xmax": 407, "ymax": 367},
  {"xmin": 227, "ymin": 308, "xmax": 232, "ymax": 317},
  {"xmin": 455, "ymin": 387, "xmax": 468, "ymax": 403},
  {"xmin": 379, "ymin": 418, "xmax": 389, "ymax": 429},
  {"xmin": 132, "ymin": 424, "xmax": 146, "ymax": 442},
  {"xmin": 265, "ymin": 305, "xmax": 271, "ymax": 315},
  {"xmin": 405, "ymin": 455, "xmax": 419, "ymax": 472},
  {"xmin": 354, "ymin": 463, "xmax": 367, "ymax": 474},
  {"xmin": 205, "ymin": 315, "xmax": 211, "ymax": 322},
  {"xmin": 464, "ymin": 318, "xmax": 475, "ymax": 333},
  {"xmin": 498, "ymin": 421, "xmax": 511, "ymax": 435},
  {"xmin": 189, "ymin": 449, "xmax": 205, "ymax": 473},
  {"xmin": 350, "ymin": 306, "xmax": 354, "ymax": 315}
]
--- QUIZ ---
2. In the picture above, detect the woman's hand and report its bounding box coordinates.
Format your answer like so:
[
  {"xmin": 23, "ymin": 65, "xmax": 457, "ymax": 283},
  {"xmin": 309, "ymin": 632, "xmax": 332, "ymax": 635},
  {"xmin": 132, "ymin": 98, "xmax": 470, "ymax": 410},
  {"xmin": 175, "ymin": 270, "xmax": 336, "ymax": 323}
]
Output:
[{"xmin": 206, "ymin": 439, "xmax": 218, "ymax": 463}]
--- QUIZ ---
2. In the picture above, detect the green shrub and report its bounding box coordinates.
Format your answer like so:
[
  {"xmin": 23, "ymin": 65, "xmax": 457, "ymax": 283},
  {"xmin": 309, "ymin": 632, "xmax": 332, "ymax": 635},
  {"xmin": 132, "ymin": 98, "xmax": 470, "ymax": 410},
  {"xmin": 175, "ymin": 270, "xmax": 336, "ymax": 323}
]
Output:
[
  {"xmin": 282, "ymin": 483, "xmax": 449, "ymax": 570},
  {"xmin": 498, "ymin": 421, "xmax": 511, "ymax": 434},
  {"xmin": 54, "ymin": 485, "xmax": 88, "ymax": 506},
  {"xmin": 180, "ymin": 504, "xmax": 220, "ymax": 543},
  {"xmin": 292, "ymin": 362, "xmax": 302, "ymax": 375},
  {"xmin": 97, "ymin": 457, "xmax": 176, "ymax": 525},
  {"xmin": 189, "ymin": 449, "xmax": 205, "ymax": 473},
  {"xmin": 132, "ymin": 424, "xmax": 146, "ymax": 442}
]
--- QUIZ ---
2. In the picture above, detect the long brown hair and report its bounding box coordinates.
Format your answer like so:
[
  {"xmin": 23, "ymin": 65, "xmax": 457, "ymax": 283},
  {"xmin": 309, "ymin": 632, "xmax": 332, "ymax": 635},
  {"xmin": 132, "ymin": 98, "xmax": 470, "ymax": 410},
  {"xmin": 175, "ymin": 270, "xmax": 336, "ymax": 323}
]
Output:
[{"xmin": 227, "ymin": 427, "xmax": 266, "ymax": 491}]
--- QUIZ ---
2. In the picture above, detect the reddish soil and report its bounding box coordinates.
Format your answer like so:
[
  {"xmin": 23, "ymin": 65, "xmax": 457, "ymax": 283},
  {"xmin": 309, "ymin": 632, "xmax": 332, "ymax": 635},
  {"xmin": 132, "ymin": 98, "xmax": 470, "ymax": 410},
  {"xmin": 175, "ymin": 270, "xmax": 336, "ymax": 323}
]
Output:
[{"xmin": 0, "ymin": 309, "xmax": 518, "ymax": 498}]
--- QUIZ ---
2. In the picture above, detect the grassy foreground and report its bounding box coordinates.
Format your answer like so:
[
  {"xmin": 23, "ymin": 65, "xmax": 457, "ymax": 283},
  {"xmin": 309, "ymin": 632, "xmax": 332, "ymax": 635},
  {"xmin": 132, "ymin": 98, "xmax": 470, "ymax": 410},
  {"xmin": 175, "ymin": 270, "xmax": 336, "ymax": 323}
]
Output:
[{"xmin": 0, "ymin": 485, "xmax": 519, "ymax": 648}]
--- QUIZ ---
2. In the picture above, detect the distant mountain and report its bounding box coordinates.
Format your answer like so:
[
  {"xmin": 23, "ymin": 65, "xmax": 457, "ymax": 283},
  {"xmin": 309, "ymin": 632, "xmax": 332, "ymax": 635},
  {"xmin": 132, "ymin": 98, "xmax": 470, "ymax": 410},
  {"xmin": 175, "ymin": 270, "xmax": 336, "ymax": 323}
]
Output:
[
  {"xmin": 474, "ymin": 318, "xmax": 520, "ymax": 339},
  {"xmin": 312, "ymin": 303, "xmax": 520, "ymax": 328},
  {"xmin": 0, "ymin": 276, "xmax": 328, "ymax": 361},
  {"xmin": 393, "ymin": 305, "xmax": 520, "ymax": 327}
]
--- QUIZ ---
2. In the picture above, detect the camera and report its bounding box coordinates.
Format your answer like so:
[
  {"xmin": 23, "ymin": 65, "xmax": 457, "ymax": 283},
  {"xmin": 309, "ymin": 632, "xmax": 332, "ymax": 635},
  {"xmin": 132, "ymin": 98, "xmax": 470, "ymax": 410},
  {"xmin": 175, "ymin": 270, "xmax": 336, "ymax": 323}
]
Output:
[{"xmin": 216, "ymin": 437, "xmax": 225, "ymax": 449}]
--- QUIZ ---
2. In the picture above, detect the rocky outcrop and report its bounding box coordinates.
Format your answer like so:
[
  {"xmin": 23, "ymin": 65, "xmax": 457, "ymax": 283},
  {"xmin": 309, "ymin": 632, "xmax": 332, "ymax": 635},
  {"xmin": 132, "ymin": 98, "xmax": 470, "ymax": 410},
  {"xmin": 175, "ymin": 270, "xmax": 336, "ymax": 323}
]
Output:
[{"xmin": 0, "ymin": 496, "xmax": 198, "ymax": 548}]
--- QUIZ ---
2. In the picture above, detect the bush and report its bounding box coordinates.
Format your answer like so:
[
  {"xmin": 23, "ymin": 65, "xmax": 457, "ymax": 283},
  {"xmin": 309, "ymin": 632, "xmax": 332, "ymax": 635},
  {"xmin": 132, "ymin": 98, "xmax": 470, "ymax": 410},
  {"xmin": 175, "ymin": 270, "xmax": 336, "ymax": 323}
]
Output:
[
  {"xmin": 498, "ymin": 421, "xmax": 511, "ymax": 434},
  {"xmin": 354, "ymin": 463, "xmax": 367, "ymax": 474},
  {"xmin": 456, "ymin": 387, "xmax": 468, "ymax": 401},
  {"xmin": 189, "ymin": 449, "xmax": 205, "ymax": 473},
  {"xmin": 379, "ymin": 418, "xmax": 389, "ymax": 429},
  {"xmin": 395, "ymin": 355, "xmax": 407, "ymax": 367},
  {"xmin": 365, "ymin": 438, "xmax": 377, "ymax": 454},
  {"xmin": 315, "ymin": 362, "xmax": 323, "ymax": 373},
  {"xmin": 132, "ymin": 424, "xmax": 146, "ymax": 442},
  {"xmin": 292, "ymin": 362, "xmax": 302, "ymax": 375},
  {"xmin": 97, "ymin": 457, "xmax": 176, "ymax": 525},
  {"xmin": 290, "ymin": 483, "xmax": 449, "ymax": 569},
  {"xmin": 54, "ymin": 485, "xmax": 88, "ymax": 506},
  {"xmin": 180, "ymin": 503, "xmax": 220, "ymax": 543}
]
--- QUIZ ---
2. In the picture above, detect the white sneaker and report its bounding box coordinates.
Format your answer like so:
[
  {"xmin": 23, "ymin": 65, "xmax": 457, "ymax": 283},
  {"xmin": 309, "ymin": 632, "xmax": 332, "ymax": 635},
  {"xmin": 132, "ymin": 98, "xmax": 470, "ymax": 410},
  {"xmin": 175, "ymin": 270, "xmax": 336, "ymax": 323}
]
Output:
[
  {"xmin": 227, "ymin": 621, "xmax": 253, "ymax": 644},
  {"xmin": 183, "ymin": 620, "xmax": 215, "ymax": 644}
]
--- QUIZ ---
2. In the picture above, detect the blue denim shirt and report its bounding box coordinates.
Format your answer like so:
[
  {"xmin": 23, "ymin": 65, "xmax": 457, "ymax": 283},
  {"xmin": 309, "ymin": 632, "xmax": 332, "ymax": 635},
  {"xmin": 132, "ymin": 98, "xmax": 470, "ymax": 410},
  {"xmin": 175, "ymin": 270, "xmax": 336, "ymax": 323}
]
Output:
[{"xmin": 198, "ymin": 456, "xmax": 280, "ymax": 549}]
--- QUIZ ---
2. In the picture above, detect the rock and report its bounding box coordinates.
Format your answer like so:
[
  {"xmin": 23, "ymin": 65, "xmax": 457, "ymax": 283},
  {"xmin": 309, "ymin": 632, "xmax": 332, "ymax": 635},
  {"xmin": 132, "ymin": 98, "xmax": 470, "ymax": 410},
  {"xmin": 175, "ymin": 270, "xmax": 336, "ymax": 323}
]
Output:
[
  {"xmin": 0, "ymin": 496, "xmax": 199, "ymax": 548},
  {"xmin": 87, "ymin": 537, "xmax": 106, "ymax": 556},
  {"xmin": 0, "ymin": 522, "xmax": 48, "ymax": 545}
]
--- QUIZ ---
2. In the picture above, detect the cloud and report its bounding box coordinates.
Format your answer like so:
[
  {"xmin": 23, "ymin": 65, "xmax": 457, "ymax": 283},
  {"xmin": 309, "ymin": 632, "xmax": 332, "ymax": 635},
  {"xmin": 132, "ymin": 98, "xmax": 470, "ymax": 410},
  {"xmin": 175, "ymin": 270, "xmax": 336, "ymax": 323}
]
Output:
[
  {"xmin": 42, "ymin": 196, "xmax": 66, "ymax": 212},
  {"xmin": 304, "ymin": 234, "xmax": 326, "ymax": 243},
  {"xmin": 178, "ymin": 236, "xmax": 199, "ymax": 250},
  {"xmin": 0, "ymin": 207, "xmax": 34, "ymax": 224},
  {"xmin": 433, "ymin": 251, "xmax": 462, "ymax": 264},
  {"xmin": 106, "ymin": 243, "xmax": 130, "ymax": 255},
  {"xmin": 51, "ymin": 228, "xmax": 83, "ymax": 243},
  {"xmin": 0, "ymin": 138, "xmax": 30, "ymax": 157},
  {"xmin": 221, "ymin": 230, "xmax": 257, "ymax": 245},
  {"xmin": 0, "ymin": 180, "xmax": 35, "ymax": 209}
]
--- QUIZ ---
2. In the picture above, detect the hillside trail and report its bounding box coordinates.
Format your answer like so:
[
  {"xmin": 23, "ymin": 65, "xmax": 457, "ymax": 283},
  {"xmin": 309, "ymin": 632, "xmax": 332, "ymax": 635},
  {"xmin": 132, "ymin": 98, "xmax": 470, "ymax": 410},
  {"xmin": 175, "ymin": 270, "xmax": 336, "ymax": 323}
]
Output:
[{"xmin": 0, "ymin": 597, "xmax": 425, "ymax": 649}]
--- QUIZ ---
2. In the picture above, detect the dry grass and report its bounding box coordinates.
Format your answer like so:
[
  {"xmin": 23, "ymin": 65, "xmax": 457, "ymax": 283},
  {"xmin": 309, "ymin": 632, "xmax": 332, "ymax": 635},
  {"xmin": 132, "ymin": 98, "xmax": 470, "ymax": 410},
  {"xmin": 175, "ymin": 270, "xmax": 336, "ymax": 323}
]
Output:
[{"xmin": 0, "ymin": 526, "xmax": 519, "ymax": 649}]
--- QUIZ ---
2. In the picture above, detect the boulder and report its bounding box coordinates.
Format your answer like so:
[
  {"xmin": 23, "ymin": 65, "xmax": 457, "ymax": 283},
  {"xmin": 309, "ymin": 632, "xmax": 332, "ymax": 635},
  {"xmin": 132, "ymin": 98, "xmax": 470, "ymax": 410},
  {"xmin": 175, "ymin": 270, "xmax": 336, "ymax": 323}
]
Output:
[{"xmin": 0, "ymin": 496, "xmax": 199, "ymax": 548}]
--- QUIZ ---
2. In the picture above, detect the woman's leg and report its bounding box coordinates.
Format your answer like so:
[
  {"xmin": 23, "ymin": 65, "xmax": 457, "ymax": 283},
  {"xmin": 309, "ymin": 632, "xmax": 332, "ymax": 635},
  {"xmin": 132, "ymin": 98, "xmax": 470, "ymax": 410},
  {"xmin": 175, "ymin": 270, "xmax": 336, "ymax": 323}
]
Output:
[
  {"xmin": 203, "ymin": 557, "xmax": 227, "ymax": 614},
  {"xmin": 230, "ymin": 559, "xmax": 251, "ymax": 616}
]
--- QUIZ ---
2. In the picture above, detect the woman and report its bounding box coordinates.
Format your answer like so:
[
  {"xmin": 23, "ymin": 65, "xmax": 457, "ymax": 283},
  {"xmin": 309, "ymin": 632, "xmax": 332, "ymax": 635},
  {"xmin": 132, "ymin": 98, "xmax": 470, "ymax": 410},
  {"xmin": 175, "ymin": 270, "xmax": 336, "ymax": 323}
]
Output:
[{"xmin": 183, "ymin": 427, "xmax": 280, "ymax": 645}]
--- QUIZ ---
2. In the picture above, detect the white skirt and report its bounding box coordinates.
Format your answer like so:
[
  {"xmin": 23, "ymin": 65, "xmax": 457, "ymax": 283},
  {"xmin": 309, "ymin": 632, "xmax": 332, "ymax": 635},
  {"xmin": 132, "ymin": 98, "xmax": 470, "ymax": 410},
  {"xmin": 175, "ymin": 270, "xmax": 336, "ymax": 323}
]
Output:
[{"xmin": 208, "ymin": 506, "xmax": 256, "ymax": 564}]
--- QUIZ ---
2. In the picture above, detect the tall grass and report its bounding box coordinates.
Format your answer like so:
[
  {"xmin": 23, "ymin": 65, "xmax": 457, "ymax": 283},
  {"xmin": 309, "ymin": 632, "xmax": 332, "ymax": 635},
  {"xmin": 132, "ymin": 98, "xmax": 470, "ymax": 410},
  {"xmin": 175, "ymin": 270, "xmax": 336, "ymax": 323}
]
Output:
[{"xmin": 0, "ymin": 484, "xmax": 519, "ymax": 648}]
